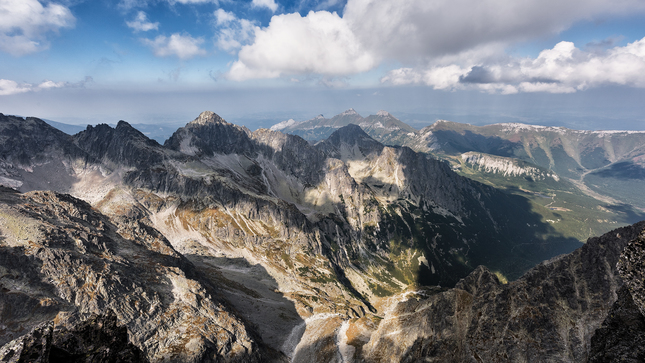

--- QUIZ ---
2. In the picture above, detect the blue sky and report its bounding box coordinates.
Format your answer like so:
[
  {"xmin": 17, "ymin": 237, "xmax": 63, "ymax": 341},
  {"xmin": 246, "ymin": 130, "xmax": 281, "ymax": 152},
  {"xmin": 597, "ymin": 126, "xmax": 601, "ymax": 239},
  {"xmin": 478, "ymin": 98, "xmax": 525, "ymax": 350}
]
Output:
[{"xmin": 1, "ymin": 0, "xmax": 645, "ymax": 130}]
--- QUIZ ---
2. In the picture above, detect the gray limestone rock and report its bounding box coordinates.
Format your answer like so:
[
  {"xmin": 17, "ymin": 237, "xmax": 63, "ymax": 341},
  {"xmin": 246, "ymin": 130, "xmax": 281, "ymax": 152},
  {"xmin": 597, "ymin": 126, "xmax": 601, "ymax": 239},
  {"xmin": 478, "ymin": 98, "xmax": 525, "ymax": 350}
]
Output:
[
  {"xmin": 587, "ymin": 286, "xmax": 645, "ymax": 363},
  {"xmin": 0, "ymin": 188, "xmax": 269, "ymax": 362},
  {"xmin": 362, "ymin": 222, "xmax": 645, "ymax": 362}
]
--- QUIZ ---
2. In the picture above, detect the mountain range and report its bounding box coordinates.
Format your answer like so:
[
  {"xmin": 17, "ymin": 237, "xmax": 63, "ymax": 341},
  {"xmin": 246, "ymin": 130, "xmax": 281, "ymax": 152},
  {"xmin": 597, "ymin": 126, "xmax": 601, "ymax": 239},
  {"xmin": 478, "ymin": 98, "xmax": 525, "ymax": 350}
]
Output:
[
  {"xmin": 0, "ymin": 110, "xmax": 644, "ymax": 362},
  {"xmin": 276, "ymin": 110, "xmax": 645, "ymax": 241}
]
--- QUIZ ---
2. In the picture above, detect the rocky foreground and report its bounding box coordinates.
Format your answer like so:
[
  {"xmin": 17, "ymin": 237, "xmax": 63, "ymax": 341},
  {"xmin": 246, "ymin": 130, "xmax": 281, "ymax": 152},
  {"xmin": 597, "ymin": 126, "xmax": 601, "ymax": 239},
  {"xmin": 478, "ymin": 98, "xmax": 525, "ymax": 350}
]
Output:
[
  {"xmin": 0, "ymin": 185, "xmax": 643, "ymax": 362},
  {"xmin": 0, "ymin": 187, "xmax": 275, "ymax": 362}
]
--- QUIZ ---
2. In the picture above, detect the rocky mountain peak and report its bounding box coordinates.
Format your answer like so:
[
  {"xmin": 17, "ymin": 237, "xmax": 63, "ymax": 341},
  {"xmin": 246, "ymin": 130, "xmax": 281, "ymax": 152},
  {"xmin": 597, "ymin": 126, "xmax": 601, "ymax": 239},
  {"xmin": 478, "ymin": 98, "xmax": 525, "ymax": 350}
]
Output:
[
  {"xmin": 189, "ymin": 111, "xmax": 226, "ymax": 126},
  {"xmin": 376, "ymin": 110, "xmax": 391, "ymax": 117},
  {"xmin": 328, "ymin": 124, "xmax": 371, "ymax": 143},
  {"xmin": 454, "ymin": 265, "xmax": 501, "ymax": 296},
  {"xmin": 0, "ymin": 113, "xmax": 85, "ymax": 165},
  {"xmin": 114, "ymin": 120, "xmax": 157, "ymax": 143},
  {"xmin": 319, "ymin": 124, "xmax": 384, "ymax": 157},
  {"xmin": 340, "ymin": 108, "xmax": 359, "ymax": 116},
  {"xmin": 165, "ymin": 111, "xmax": 255, "ymax": 157},
  {"xmin": 116, "ymin": 120, "xmax": 132, "ymax": 129},
  {"xmin": 74, "ymin": 121, "xmax": 165, "ymax": 168},
  {"xmin": 429, "ymin": 119, "xmax": 456, "ymax": 129}
]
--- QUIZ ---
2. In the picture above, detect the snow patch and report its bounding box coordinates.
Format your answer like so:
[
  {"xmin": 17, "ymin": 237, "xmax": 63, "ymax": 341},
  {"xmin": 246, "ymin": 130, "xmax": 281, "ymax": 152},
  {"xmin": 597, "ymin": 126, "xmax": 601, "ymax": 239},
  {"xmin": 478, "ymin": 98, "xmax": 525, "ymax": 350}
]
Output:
[{"xmin": 270, "ymin": 119, "xmax": 301, "ymax": 131}]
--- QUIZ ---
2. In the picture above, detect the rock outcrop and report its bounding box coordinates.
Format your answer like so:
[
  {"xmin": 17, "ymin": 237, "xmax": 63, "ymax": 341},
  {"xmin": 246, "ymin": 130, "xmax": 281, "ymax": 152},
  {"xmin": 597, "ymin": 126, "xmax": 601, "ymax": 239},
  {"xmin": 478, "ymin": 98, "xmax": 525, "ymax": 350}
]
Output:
[
  {"xmin": 586, "ymin": 227, "xmax": 645, "ymax": 362},
  {"xmin": 356, "ymin": 221, "xmax": 644, "ymax": 362},
  {"xmin": 0, "ymin": 187, "xmax": 268, "ymax": 362},
  {"xmin": 587, "ymin": 286, "xmax": 645, "ymax": 363},
  {"xmin": 0, "ymin": 312, "xmax": 147, "ymax": 363}
]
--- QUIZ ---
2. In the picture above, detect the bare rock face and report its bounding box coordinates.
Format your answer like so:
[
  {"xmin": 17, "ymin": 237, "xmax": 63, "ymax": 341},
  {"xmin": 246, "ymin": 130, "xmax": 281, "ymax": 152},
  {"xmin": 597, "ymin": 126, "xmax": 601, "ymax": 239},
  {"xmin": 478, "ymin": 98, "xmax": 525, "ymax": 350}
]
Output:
[
  {"xmin": 587, "ymin": 286, "xmax": 645, "ymax": 363},
  {"xmin": 50, "ymin": 312, "xmax": 146, "ymax": 362},
  {"xmin": 0, "ymin": 312, "xmax": 147, "ymax": 363},
  {"xmin": 0, "ymin": 322, "xmax": 53, "ymax": 363},
  {"xmin": 0, "ymin": 187, "xmax": 267, "ymax": 362},
  {"xmin": 73, "ymin": 121, "xmax": 168, "ymax": 169},
  {"xmin": 358, "ymin": 221, "xmax": 645, "ymax": 363},
  {"xmin": 618, "ymin": 229, "xmax": 645, "ymax": 316},
  {"xmin": 0, "ymin": 114, "xmax": 85, "ymax": 166},
  {"xmin": 586, "ymin": 228, "xmax": 645, "ymax": 362}
]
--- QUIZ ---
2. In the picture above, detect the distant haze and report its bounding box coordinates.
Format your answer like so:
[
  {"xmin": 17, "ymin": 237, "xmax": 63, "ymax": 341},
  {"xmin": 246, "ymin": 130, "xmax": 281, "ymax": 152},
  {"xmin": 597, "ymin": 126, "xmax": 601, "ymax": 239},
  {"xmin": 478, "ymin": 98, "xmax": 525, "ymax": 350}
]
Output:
[{"xmin": 4, "ymin": 85, "xmax": 645, "ymax": 132}]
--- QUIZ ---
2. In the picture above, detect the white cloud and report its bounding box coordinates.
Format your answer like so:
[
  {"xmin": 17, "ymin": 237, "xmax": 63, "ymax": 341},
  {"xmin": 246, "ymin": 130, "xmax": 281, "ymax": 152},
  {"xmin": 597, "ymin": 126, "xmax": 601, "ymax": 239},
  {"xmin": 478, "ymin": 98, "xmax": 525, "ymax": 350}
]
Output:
[
  {"xmin": 0, "ymin": 79, "xmax": 31, "ymax": 95},
  {"xmin": 216, "ymin": 16, "xmax": 256, "ymax": 53},
  {"xmin": 213, "ymin": 9, "xmax": 256, "ymax": 53},
  {"xmin": 143, "ymin": 33, "xmax": 207, "ymax": 59},
  {"xmin": 217, "ymin": 19, "xmax": 255, "ymax": 52},
  {"xmin": 214, "ymin": 9, "xmax": 236, "ymax": 25},
  {"xmin": 251, "ymin": 0, "xmax": 278, "ymax": 12},
  {"xmin": 381, "ymin": 65, "xmax": 469, "ymax": 90},
  {"xmin": 224, "ymin": 0, "xmax": 645, "ymax": 83},
  {"xmin": 126, "ymin": 11, "xmax": 159, "ymax": 32},
  {"xmin": 343, "ymin": 0, "xmax": 645, "ymax": 60},
  {"xmin": 0, "ymin": 0, "xmax": 75, "ymax": 56},
  {"xmin": 37, "ymin": 80, "xmax": 68, "ymax": 89},
  {"xmin": 227, "ymin": 11, "xmax": 376, "ymax": 80},
  {"xmin": 0, "ymin": 77, "xmax": 92, "ymax": 96},
  {"xmin": 381, "ymin": 37, "xmax": 645, "ymax": 93}
]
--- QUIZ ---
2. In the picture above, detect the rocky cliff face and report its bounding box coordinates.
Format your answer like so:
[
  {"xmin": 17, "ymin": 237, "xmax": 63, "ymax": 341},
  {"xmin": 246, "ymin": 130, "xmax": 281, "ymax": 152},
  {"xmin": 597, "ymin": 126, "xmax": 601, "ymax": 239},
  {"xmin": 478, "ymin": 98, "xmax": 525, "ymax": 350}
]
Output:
[
  {"xmin": 355, "ymin": 221, "xmax": 645, "ymax": 362},
  {"xmin": 0, "ymin": 187, "xmax": 269, "ymax": 362},
  {"xmin": 586, "ymin": 228, "xmax": 645, "ymax": 363},
  {"xmin": 587, "ymin": 286, "xmax": 645, "ymax": 363},
  {"xmin": 0, "ymin": 114, "xmax": 89, "ymax": 193},
  {"xmin": 461, "ymin": 151, "xmax": 560, "ymax": 181},
  {"xmin": 0, "ymin": 312, "xmax": 147, "ymax": 363}
]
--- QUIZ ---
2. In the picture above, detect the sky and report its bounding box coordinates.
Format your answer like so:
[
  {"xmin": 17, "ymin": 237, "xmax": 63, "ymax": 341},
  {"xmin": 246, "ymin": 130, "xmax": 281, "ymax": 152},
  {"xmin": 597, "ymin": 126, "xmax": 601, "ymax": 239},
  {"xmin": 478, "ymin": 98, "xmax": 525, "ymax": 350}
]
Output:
[{"xmin": 1, "ymin": 0, "xmax": 645, "ymax": 130}]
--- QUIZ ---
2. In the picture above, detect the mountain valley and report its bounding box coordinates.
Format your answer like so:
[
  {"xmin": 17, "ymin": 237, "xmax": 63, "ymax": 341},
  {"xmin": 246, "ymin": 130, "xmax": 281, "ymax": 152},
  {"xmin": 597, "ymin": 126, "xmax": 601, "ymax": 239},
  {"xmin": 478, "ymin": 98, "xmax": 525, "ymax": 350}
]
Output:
[
  {"xmin": 279, "ymin": 110, "xmax": 645, "ymax": 242},
  {"xmin": 0, "ymin": 111, "xmax": 644, "ymax": 362}
]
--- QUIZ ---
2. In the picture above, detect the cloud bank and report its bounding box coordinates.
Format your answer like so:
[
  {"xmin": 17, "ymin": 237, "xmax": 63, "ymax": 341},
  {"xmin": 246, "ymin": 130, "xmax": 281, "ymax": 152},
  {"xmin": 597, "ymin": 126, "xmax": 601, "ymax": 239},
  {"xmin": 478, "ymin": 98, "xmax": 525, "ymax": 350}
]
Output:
[
  {"xmin": 0, "ymin": 77, "xmax": 92, "ymax": 96},
  {"xmin": 382, "ymin": 38, "xmax": 645, "ymax": 93},
  {"xmin": 224, "ymin": 0, "xmax": 645, "ymax": 93}
]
